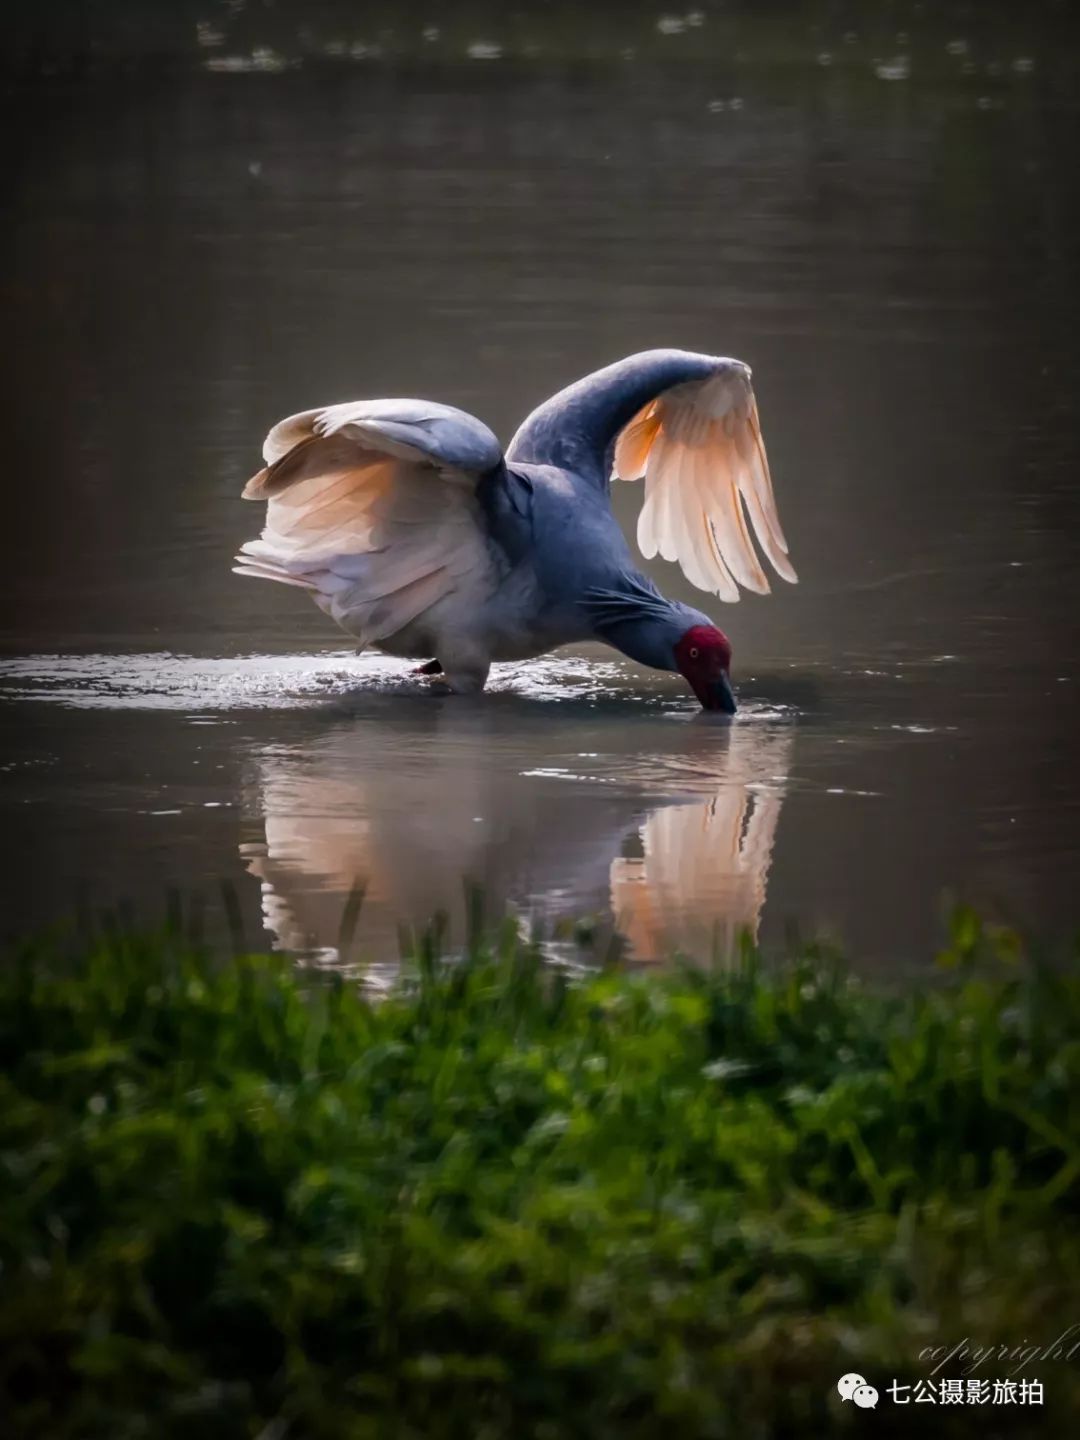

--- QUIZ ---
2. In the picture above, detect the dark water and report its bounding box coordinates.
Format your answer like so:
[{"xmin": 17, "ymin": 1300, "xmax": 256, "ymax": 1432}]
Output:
[{"xmin": 3, "ymin": 2, "xmax": 1079, "ymax": 972}]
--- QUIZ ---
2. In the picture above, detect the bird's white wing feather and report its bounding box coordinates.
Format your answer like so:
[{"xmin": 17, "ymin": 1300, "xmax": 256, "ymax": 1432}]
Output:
[
  {"xmin": 612, "ymin": 361, "xmax": 796, "ymax": 602},
  {"xmin": 235, "ymin": 400, "xmax": 503, "ymax": 646}
]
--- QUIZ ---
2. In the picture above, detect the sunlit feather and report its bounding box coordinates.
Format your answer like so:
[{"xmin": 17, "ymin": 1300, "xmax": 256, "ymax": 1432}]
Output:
[
  {"xmin": 614, "ymin": 361, "xmax": 797, "ymax": 601},
  {"xmin": 235, "ymin": 401, "xmax": 502, "ymax": 648}
]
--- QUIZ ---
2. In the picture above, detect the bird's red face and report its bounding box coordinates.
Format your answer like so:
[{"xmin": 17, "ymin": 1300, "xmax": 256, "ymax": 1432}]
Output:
[{"xmin": 674, "ymin": 625, "xmax": 736, "ymax": 713}]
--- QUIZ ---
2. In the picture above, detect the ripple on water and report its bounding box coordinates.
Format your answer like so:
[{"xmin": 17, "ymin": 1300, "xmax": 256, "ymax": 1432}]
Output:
[{"xmin": 0, "ymin": 651, "xmax": 641, "ymax": 711}]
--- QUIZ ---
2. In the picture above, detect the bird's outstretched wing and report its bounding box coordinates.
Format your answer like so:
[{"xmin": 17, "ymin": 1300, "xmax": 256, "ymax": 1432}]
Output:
[
  {"xmin": 234, "ymin": 399, "xmax": 503, "ymax": 645},
  {"xmin": 612, "ymin": 359, "xmax": 796, "ymax": 602}
]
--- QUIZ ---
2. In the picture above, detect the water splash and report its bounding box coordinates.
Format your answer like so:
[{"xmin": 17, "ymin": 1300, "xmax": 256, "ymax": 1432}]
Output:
[{"xmin": 0, "ymin": 651, "xmax": 638, "ymax": 711}]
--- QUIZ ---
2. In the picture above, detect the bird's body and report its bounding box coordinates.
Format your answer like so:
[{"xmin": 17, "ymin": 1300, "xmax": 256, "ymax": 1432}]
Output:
[{"xmin": 235, "ymin": 350, "xmax": 796, "ymax": 709}]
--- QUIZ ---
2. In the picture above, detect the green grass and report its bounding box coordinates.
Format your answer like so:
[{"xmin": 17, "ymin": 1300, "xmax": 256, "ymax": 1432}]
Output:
[{"xmin": 1, "ymin": 912, "xmax": 1078, "ymax": 1438}]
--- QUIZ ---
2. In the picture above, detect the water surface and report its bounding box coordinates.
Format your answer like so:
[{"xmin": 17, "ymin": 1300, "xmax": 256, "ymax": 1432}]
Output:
[{"xmin": 3, "ymin": 3, "xmax": 1079, "ymax": 971}]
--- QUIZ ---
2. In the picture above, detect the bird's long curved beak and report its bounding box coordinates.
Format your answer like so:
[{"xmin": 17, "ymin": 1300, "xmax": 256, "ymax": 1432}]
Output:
[{"xmin": 706, "ymin": 671, "xmax": 737, "ymax": 715}]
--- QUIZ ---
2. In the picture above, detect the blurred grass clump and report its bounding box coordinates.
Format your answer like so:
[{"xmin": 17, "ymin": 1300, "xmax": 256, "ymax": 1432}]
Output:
[{"xmin": 1, "ymin": 910, "xmax": 1079, "ymax": 1438}]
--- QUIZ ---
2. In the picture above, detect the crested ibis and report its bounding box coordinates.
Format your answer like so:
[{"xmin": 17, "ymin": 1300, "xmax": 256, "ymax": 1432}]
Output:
[{"xmin": 234, "ymin": 350, "xmax": 797, "ymax": 712}]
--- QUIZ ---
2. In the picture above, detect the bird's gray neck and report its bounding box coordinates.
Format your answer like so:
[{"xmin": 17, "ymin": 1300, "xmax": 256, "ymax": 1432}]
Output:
[
  {"xmin": 580, "ymin": 572, "xmax": 712, "ymax": 672},
  {"xmin": 507, "ymin": 349, "xmax": 719, "ymax": 482}
]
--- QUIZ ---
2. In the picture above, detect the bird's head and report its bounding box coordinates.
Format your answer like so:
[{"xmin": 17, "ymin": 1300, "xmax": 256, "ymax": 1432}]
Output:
[{"xmin": 674, "ymin": 625, "xmax": 736, "ymax": 713}]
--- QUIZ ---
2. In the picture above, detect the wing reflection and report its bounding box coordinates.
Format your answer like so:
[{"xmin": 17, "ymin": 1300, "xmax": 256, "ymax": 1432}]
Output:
[
  {"xmin": 610, "ymin": 774, "xmax": 787, "ymax": 962},
  {"xmin": 240, "ymin": 702, "xmax": 794, "ymax": 977}
]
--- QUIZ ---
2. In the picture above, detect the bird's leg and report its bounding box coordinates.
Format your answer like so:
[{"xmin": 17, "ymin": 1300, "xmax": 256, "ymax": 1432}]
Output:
[
  {"xmin": 442, "ymin": 662, "xmax": 490, "ymax": 695},
  {"xmin": 438, "ymin": 640, "xmax": 491, "ymax": 696},
  {"xmin": 412, "ymin": 658, "xmax": 443, "ymax": 675}
]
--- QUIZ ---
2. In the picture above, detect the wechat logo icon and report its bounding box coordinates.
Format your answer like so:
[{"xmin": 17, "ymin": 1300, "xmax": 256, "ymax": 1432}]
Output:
[{"xmin": 838, "ymin": 1373, "xmax": 879, "ymax": 1409}]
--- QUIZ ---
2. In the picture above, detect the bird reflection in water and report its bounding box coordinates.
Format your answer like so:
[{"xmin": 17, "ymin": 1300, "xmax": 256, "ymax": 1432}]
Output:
[
  {"xmin": 240, "ymin": 700, "xmax": 794, "ymax": 983},
  {"xmin": 609, "ymin": 768, "xmax": 787, "ymax": 964}
]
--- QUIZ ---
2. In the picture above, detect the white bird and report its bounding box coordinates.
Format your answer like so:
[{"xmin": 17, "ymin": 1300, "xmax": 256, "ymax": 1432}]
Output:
[{"xmin": 235, "ymin": 349, "xmax": 796, "ymax": 710}]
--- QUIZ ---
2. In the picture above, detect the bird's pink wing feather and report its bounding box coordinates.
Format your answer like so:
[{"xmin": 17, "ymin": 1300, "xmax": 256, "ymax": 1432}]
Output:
[
  {"xmin": 612, "ymin": 365, "xmax": 796, "ymax": 602},
  {"xmin": 235, "ymin": 403, "xmax": 499, "ymax": 645}
]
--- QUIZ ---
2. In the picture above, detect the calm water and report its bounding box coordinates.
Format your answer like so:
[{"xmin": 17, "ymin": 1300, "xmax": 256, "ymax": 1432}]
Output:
[{"xmin": 3, "ymin": 3, "xmax": 1079, "ymax": 973}]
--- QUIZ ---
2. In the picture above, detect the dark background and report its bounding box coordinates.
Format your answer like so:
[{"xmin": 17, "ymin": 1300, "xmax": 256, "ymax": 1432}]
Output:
[{"xmin": 2, "ymin": 1, "xmax": 1078, "ymax": 965}]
